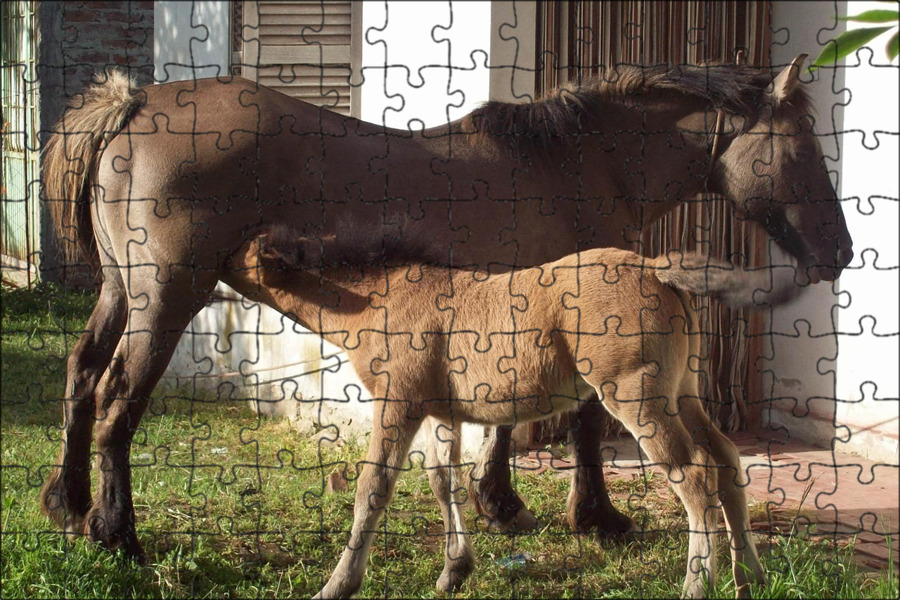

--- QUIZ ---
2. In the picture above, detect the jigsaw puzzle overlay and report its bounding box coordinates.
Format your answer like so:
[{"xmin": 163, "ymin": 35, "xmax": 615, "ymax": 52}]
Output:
[{"xmin": 1, "ymin": 1, "xmax": 897, "ymax": 599}]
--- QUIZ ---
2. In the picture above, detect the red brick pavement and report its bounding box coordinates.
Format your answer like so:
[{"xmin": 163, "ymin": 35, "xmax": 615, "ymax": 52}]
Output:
[{"xmin": 510, "ymin": 429, "xmax": 899, "ymax": 571}]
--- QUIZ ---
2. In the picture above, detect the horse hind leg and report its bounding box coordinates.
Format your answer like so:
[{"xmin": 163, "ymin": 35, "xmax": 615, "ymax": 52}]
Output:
[
  {"xmin": 566, "ymin": 399, "xmax": 638, "ymax": 538},
  {"xmin": 84, "ymin": 273, "xmax": 215, "ymax": 561},
  {"xmin": 40, "ymin": 270, "xmax": 127, "ymax": 536},
  {"xmin": 591, "ymin": 375, "xmax": 719, "ymax": 599},
  {"xmin": 424, "ymin": 416, "xmax": 474, "ymax": 593},
  {"xmin": 653, "ymin": 430, "xmax": 719, "ymax": 600},
  {"xmin": 677, "ymin": 397, "xmax": 766, "ymax": 598},
  {"xmin": 470, "ymin": 425, "xmax": 538, "ymax": 532}
]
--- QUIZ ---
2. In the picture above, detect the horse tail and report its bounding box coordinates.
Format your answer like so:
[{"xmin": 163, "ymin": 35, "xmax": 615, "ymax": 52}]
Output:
[
  {"xmin": 651, "ymin": 251, "xmax": 801, "ymax": 309},
  {"xmin": 42, "ymin": 69, "xmax": 144, "ymax": 270}
]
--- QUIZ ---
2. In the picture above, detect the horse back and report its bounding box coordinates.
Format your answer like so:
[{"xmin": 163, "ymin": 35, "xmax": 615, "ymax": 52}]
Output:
[{"xmin": 93, "ymin": 77, "xmax": 372, "ymax": 270}]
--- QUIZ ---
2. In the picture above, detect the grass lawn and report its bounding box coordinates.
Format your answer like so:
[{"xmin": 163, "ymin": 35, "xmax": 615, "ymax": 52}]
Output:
[{"xmin": 2, "ymin": 282, "xmax": 897, "ymax": 598}]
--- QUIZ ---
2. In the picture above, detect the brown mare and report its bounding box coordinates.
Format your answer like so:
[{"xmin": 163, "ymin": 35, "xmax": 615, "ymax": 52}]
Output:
[
  {"xmin": 40, "ymin": 55, "xmax": 852, "ymax": 569},
  {"xmin": 229, "ymin": 228, "xmax": 792, "ymax": 598}
]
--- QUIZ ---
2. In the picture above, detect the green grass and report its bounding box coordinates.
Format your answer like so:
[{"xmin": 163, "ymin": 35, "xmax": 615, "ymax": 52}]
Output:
[{"xmin": 2, "ymin": 282, "xmax": 897, "ymax": 598}]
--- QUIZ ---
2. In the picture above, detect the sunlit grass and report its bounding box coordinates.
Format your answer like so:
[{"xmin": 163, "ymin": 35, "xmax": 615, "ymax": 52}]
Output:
[{"xmin": 2, "ymin": 283, "xmax": 897, "ymax": 598}]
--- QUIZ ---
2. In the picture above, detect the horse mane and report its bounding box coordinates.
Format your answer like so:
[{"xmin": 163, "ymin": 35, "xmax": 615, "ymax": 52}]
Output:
[{"xmin": 463, "ymin": 63, "xmax": 811, "ymax": 146}]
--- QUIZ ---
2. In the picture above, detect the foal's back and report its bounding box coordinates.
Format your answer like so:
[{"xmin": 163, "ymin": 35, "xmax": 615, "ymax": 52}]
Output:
[
  {"xmin": 436, "ymin": 249, "xmax": 691, "ymax": 423},
  {"xmin": 233, "ymin": 239, "xmax": 691, "ymax": 425}
]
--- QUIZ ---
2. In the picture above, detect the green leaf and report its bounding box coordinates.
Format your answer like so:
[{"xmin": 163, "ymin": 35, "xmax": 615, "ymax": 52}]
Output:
[
  {"xmin": 888, "ymin": 31, "xmax": 900, "ymax": 61},
  {"xmin": 839, "ymin": 9, "xmax": 899, "ymax": 23},
  {"xmin": 810, "ymin": 26, "xmax": 894, "ymax": 71}
]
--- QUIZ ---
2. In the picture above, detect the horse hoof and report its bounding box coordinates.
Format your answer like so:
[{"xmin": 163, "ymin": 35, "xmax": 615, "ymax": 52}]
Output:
[
  {"xmin": 126, "ymin": 542, "xmax": 149, "ymax": 566},
  {"xmin": 592, "ymin": 511, "xmax": 639, "ymax": 540},
  {"xmin": 570, "ymin": 501, "xmax": 638, "ymax": 539},
  {"xmin": 492, "ymin": 505, "xmax": 539, "ymax": 532},
  {"xmin": 84, "ymin": 514, "xmax": 147, "ymax": 563}
]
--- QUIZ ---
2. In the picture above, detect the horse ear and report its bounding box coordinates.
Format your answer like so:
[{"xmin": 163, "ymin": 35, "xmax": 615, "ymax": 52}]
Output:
[
  {"xmin": 257, "ymin": 238, "xmax": 284, "ymax": 263},
  {"xmin": 770, "ymin": 54, "xmax": 808, "ymax": 102}
]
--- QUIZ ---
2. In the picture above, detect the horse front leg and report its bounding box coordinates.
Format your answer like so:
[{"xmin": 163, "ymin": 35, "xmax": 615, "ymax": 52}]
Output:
[
  {"xmin": 566, "ymin": 400, "xmax": 638, "ymax": 538},
  {"xmin": 40, "ymin": 274, "xmax": 127, "ymax": 537},
  {"xmin": 316, "ymin": 401, "xmax": 420, "ymax": 599},
  {"xmin": 470, "ymin": 425, "xmax": 538, "ymax": 532}
]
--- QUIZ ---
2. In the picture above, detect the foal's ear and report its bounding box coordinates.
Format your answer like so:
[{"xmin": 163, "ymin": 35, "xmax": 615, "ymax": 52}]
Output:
[
  {"xmin": 770, "ymin": 54, "xmax": 808, "ymax": 102},
  {"xmin": 256, "ymin": 237, "xmax": 285, "ymax": 264}
]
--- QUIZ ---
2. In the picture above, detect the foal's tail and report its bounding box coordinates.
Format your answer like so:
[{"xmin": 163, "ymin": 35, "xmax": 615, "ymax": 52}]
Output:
[
  {"xmin": 42, "ymin": 69, "xmax": 144, "ymax": 270},
  {"xmin": 651, "ymin": 251, "xmax": 802, "ymax": 309}
]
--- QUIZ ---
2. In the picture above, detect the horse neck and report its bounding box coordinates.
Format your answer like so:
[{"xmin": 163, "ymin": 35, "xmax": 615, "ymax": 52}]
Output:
[{"xmin": 585, "ymin": 97, "xmax": 714, "ymax": 231}]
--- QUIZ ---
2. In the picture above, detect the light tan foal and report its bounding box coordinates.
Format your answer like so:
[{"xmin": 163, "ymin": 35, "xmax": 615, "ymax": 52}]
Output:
[{"xmin": 229, "ymin": 238, "xmax": 783, "ymax": 598}]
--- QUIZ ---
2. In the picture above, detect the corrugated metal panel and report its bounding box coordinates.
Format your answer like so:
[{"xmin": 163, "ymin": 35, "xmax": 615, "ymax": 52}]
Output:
[
  {"xmin": 240, "ymin": 1, "xmax": 358, "ymax": 117},
  {"xmin": 533, "ymin": 1, "xmax": 772, "ymax": 435}
]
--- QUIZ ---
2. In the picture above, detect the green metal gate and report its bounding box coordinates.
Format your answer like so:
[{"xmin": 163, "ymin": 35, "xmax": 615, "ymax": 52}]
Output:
[{"xmin": 1, "ymin": 0, "xmax": 40, "ymax": 284}]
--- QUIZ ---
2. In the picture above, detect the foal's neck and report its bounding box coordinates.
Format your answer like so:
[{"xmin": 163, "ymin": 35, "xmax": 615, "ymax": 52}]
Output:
[{"xmin": 262, "ymin": 263, "xmax": 411, "ymax": 344}]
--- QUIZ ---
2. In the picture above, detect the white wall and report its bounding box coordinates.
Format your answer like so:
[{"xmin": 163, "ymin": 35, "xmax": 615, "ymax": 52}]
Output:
[
  {"xmin": 154, "ymin": 0, "xmax": 230, "ymax": 82},
  {"xmin": 768, "ymin": 1, "xmax": 898, "ymax": 462},
  {"xmin": 163, "ymin": 283, "xmax": 375, "ymax": 444},
  {"xmin": 832, "ymin": 1, "xmax": 899, "ymax": 461},
  {"xmin": 360, "ymin": 1, "xmax": 491, "ymax": 128}
]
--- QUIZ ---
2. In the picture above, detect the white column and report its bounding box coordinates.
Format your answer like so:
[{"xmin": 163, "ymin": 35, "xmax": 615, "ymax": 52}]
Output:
[
  {"xmin": 833, "ymin": 2, "xmax": 899, "ymax": 461},
  {"xmin": 769, "ymin": 1, "xmax": 899, "ymax": 462},
  {"xmin": 154, "ymin": 0, "xmax": 230, "ymax": 83},
  {"xmin": 489, "ymin": 0, "xmax": 536, "ymax": 103}
]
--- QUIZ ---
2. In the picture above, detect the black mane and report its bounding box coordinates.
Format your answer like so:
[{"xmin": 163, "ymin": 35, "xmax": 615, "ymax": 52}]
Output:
[
  {"xmin": 465, "ymin": 63, "xmax": 809, "ymax": 144},
  {"xmin": 261, "ymin": 216, "xmax": 447, "ymax": 272}
]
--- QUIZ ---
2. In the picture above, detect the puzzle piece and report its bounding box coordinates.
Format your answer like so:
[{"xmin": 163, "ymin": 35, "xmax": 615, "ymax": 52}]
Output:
[{"xmin": 2, "ymin": 1, "xmax": 898, "ymax": 598}]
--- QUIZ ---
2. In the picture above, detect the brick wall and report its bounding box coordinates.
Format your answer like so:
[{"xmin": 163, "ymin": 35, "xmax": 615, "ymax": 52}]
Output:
[
  {"xmin": 40, "ymin": 1, "xmax": 154, "ymax": 127},
  {"xmin": 38, "ymin": 1, "xmax": 154, "ymax": 285}
]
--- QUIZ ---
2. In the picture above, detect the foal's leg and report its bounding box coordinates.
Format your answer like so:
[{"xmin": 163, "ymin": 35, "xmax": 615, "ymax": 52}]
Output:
[
  {"xmin": 84, "ymin": 276, "xmax": 213, "ymax": 560},
  {"xmin": 41, "ymin": 270, "xmax": 127, "ymax": 536},
  {"xmin": 567, "ymin": 399, "xmax": 638, "ymax": 537},
  {"xmin": 678, "ymin": 398, "xmax": 766, "ymax": 598},
  {"xmin": 594, "ymin": 377, "xmax": 719, "ymax": 599},
  {"xmin": 470, "ymin": 425, "xmax": 538, "ymax": 531},
  {"xmin": 317, "ymin": 400, "xmax": 421, "ymax": 599},
  {"xmin": 424, "ymin": 416, "xmax": 474, "ymax": 593}
]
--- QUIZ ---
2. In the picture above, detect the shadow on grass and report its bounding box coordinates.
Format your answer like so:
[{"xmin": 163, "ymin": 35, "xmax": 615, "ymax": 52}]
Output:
[{"xmin": 0, "ymin": 344, "xmax": 69, "ymax": 428}]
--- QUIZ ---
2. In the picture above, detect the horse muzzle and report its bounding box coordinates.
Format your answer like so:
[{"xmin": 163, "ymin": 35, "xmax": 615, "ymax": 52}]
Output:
[{"xmin": 804, "ymin": 244, "xmax": 854, "ymax": 283}]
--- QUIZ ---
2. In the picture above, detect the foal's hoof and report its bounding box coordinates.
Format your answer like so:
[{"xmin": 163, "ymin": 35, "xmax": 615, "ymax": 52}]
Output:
[
  {"xmin": 315, "ymin": 575, "xmax": 363, "ymax": 600},
  {"xmin": 436, "ymin": 563, "xmax": 473, "ymax": 593},
  {"xmin": 736, "ymin": 568, "xmax": 768, "ymax": 598}
]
